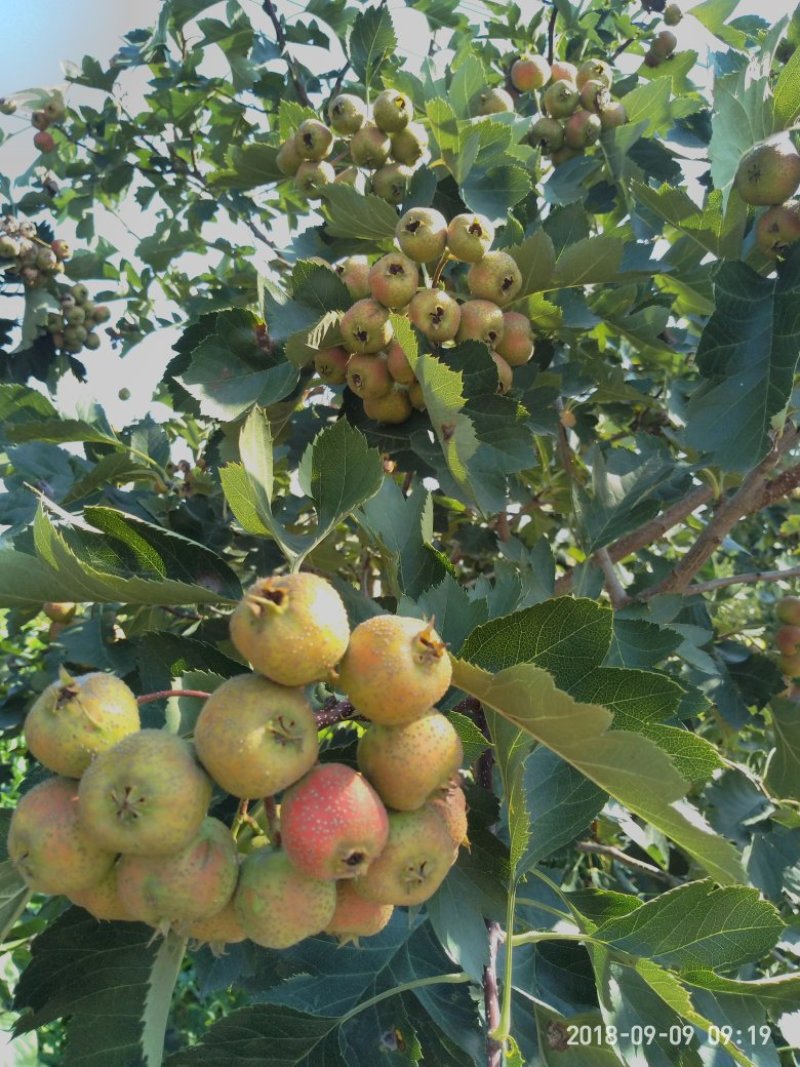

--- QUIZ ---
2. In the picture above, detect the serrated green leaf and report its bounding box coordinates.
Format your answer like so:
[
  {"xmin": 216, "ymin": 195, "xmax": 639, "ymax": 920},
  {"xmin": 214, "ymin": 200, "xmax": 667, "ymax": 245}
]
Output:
[
  {"xmin": 691, "ymin": 0, "xmax": 749, "ymax": 49},
  {"xmin": 553, "ymin": 236, "xmax": 623, "ymax": 288},
  {"xmin": 449, "ymin": 54, "xmax": 487, "ymax": 119},
  {"xmin": 506, "ymin": 230, "xmax": 556, "ymax": 299},
  {"xmin": 766, "ymin": 697, "xmax": 800, "ymax": 800},
  {"xmin": 460, "ymin": 164, "xmax": 531, "ymax": 224},
  {"xmin": 773, "ymin": 38, "xmax": 800, "ymax": 128},
  {"xmin": 349, "ymin": 6, "xmax": 397, "ymax": 85},
  {"xmin": 321, "ymin": 184, "xmax": 399, "ymax": 241}
]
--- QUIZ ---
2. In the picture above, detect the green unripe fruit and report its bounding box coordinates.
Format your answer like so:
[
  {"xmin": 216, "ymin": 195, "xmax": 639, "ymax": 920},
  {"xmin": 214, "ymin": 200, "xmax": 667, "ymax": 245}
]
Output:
[
  {"xmin": 65, "ymin": 305, "xmax": 86, "ymax": 325},
  {"xmin": 368, "ymin": 251, "xmax": 419, "ymax": 309},
  {"xmin": 370, "ymin": 162, "xmax": 413, "ymax": 205},
  {"xmin": 118, "ymin": 387, "xmax": 131, "ymax": 400},
  {"xmin": 346, "ymin": 352, "xmax": 393, "ymax": 400},
  {"xmin": 295, "ymin": 160, "xmax": 336, "ymax": 198},
  {"xmin": 328, "ymin": 93, "xmax": 367, "ymax": 135},
  {"xmin": 564, "ymin": 109, "xmax": 602, "ymax": 149},
  {"xmin": 295, "ymin": 119, "xmax": 334, "ymax": 160},
  {"xmin": 391, "ymin": 122, "xmax": 428, "ymax": 165},
  {"xmin": 467, "ymin": 250, "xmax": 523, "ymax": 306},
  {"xmin": 24, "ymin": 669, "xmax": 140, "ymax": 778},
  {"xmin": 235, "ymin": 848, "xmax": 336, "ymax": 948},
  {"xmin": 276, "ymin": 136, "xmax": 302, "ymax": 176},
  {"xmin": 456, "ymin": 299, "xmax": 505, "ymax": 346},
  {"xmin": 340, "ymin": 298, "xmax": 394, "ymax": 354},
  {"xmin": 372, "ymin": 89, "xmax": 413, "ymax": 133},
  {"xmin": 396, "ymin": 207, "xmax": 447, "ymax": 263},
  {"xmin": 664, "ymin": 3, "xmax": 682, "ymax": 24},
  {"xmin": 229, "ymin": 572, "xmax": 350, "ymax": 686},
  {"xmin": 336, "ymin": 255, "xmax": 371, "ymax": 300},
  {"xmin": 529, "ymin": 115, "xmax": 566, "ymax": 152},
  {"xmin": 36, "ymin": 247, "xmax": 58, "ymax": 271},
  {"xmin": 71, "ymin": 283, "xmax": 89, "ymax": 303},
  {"xmin": 349, "ymin": 123, "xmax": 391, "ymax": 169},
  {"xmin": 446, "ymin": 213, "xmax": 494, "ymax": 263},
  {"xmin": 576, "ymin": 59, "xmax": 613, "ymax": 90},
  {"xmin": 734, "ymin": 138, "xmax": 800, "ymax": 206},
  {"xmin": 476, "ymin": 87, "xmax": 515, "ymax": 115},
  {"xmin": 357, "ymin": 709, "xmax": 463, "ymax": 811},
  {"xmin": 651, "ymin": 29, "xmax": 677, "ymax": 59},
  {"xmin": 544, "ymin": 80, "xmax": 580, "ymax": 118},
  {"xmin": 756, "ymin": 202, "xmax": 800, "ymax": 258},
  {"xmin": 0, "ymin": 97, "xmax": 17, "ymax": 115},
  {"xmin": 363, "ymin": 388, "xmax": 413, "ymax": 424},
  {"xmin": 63, "ymin": 324, "xmax": 88, "ymax": 345},
  {"xmin": 314, "ymin": 345, "xmax": 350, "ymax": 385},
  {"xmin": 83, "ymin": 331, "xmax": 100, "ymax": 351},
  {"xmin": 352, "ymin": 806, "xmax": 456, "ymax": 906},
  {"xmin": 776, "ymin": 596, "xmax": 800, "ymax": 625},
  {"xmin": 0, "ymin": 235, "xmax": 18, "ymax": 257},
  {"xmin": 579, "ymin": 79, "xmax": 611, "ymax": 114},
  {"xmin": 408, "ymin": 289, "xmax": 462, "ymax": 342},
  {"xmin": 600, "ymin": 102, "xmax": 628, "ymax": 129},
  {"xmin": 31, "ymin": 110, "xmax": 50, "ymax": 131}
]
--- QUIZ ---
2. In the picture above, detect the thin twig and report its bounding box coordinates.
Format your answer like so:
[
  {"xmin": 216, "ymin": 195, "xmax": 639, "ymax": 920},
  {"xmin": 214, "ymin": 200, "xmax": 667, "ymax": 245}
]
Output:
[
  {"xmin": 136, "ymin": 688, "xmax": 211, "ymax": 705},
  {"xmin": 575, "ymin": 841, "xmax": 682, "ymax": 887},
  {"xmin": 546, "ymin": 6, "xmax": 558, "ymax": 65},
  {"xmin": 685, "ymin": 564, "xmax": 800, "ymax": 596},
  {"xmin": 595, "ymin": 547, "xmax": 627, "ymax": 609},
  {"xmin": 262, "ymin": 0, "xmax": 311, "ymax": 106},
  {"xmin": 484, "ymin": 921, "xmax": 504, "ymax": 1067}
]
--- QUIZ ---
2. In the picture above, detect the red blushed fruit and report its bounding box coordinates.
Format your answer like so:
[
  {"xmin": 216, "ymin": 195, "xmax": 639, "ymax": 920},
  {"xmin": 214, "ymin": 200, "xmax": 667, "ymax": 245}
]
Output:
[
  {"xmin": 337, "ymin": 614, "xmax": 452, "ymax": 725},
  {"xmin": 511, "ymin": 55, "xmax": 551, "ymax": 92},
  {"xmin": 385, "ymin": 339, "xmax": 415, "ymax": 384},
  {"xmin": 33, "ymin": 131, "xmax": 55, "ymax": 153},
  {"xmin": 495, "ymin": 311, "xmax": 534, "ymax": 366},
  {"xmin": 280, "ymin": 763, "xmax": 390, "ymax": 881},
  {"xmin": 776, "ymin": 597, "xmax": 800, "ymax": 625},
  {"xmin": 551, "ymin": 60, "xmax": 578, "ymax": 83},
  {"xmin": 456, "ymin": 299, "xmax": 505, "ymax": 346},
  {"xmin": 336, "ymin": 256, "xmax": 371, "ymax": 300},
  {"xmin": 340, "ymin": 298, "xmax": 393, "ymax": 354},
  {"xmin": 324, "ymin": 881, "xmax": 394, "ymax": 943},
  {"xmin": 491, "ymin": 351, "xmax": 513, "ymax": 394},
  {"xmin": 776, "ymin": 626, "xmax": 800, "ymax": 657},
  {"xmin": 314, "ymin": 346, "xmax": 350, "ymax": 385},
  {"xmin": 229, "ymin": 572, "xmax": 350, "ymax": 687},
  {"xmin": 346, "ymin": 352, "xmax": 393, "ymax": 400}
]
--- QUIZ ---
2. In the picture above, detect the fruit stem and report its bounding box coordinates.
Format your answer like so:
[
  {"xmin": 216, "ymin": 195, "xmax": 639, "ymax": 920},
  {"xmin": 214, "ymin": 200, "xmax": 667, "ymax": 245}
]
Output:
[
  {"xmin": 430, "ymin": 251, "xmax": 450, "ymax": 289},
  {"xmin": 231, "ymin": 798, "xmax": 250, "ymax": 839},
  {"xmin": 338, "ymin": 972, "xmax": 471, "ymax": 1026},
  {"xmin": 263, "ymin": 795, "xmax": 280, "ymax": 844},
  {"xmin": 136, "ymin": 689, "xmax": 211, "ymax": 705},
  {"xmin": 488, "ymin": 882, "xmax": 516, "ymax": 1046}
]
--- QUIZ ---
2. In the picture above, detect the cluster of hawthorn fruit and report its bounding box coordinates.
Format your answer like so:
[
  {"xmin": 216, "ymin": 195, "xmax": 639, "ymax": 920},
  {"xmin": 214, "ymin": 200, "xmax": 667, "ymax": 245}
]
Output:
[
  {"xmin": 0, "ymin": 217, "xmax": 110, "ymax": 355},
  {"xmin": 275, "ymin": 87, "xmax": 428, "ymax": 204},
  {"xmin": 9, "ymin": 573, "xmax": 467, "ymax": 950},
  {"xmin": 735, "ymin": 137, "xmax": 800, "ymax": 260},
  {"xmin": 312, "ymin": 208, "xmax": 533, "ymax": 423},
  {"xmin": 0, "ymin": 92, "xmax": 63, "ymax": 154},
  {"xmin": 775, "ymin": 595, "xmax": 800, "ymax": 682}
]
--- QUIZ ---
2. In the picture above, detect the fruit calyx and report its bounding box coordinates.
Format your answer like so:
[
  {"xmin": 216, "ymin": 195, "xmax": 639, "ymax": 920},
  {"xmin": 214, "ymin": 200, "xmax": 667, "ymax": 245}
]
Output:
[{"xmin": 414, "ymin": 621, "xmax": 446, "ymax": 665}]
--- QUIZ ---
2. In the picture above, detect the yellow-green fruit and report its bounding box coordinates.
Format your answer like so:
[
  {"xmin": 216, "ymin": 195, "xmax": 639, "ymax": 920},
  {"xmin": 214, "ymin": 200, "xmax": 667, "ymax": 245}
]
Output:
[
  {"xmin": 337, "ymin": 615, "xmax": 452, "ymax": 725},
  {"xmin": 408, "ymin": 290, "xmax": 462, "ymax": 342},
  {"xmin": 117, "ymin": 817, "xmax": 239, "ymax": 928},
  {"xmin": 357, "ymin": 709, "xmax": 463, "ymax": 810},
  {"xmin": 328, "ymin": 93, "xmax": 367, "ymax": 135},
  {"xmin": 456, "ymin": 299, "xmax": 505, "ymax": 347},
  {"xmin": 777, "ymin": 596, "xmax": 800, "ymax": 625},
  {"xmin": 734, "ymin": 139, "xmax": 800, "ymax": 206},
  {"xmin": 314, "ymin": 345, "xmax": 350, "ymax": 385},
  {"xmin": 408, "ymin": 380, "xmax": 426, "ymax": 410},
  {"xmin": 352, "ymin": 806, "xmax": 456, "ymax": 906},
  {"xmin": 24, "ymin": 670, "xmax": 140, "ymax": 779},
  {"xmin": 346, "ymin": 353, "xmax": 393, "ymax": 400},
  {"xmin": 194, "ymin": 673, "xmax": 319, "ymax": 799},
  {"xmin": 495, "ymin": 311, "xmax": 534, "ymax": 366},
  {"xmin": 368, "ymin": 251, "xmax": 420, "ymax": 309},
  {"xmin": 664, "ymin": 3, "xmax": 682, "ymax": 25},
  {"xmin": 372, "ymin": 89, "xmax": 413, "ymax": 133},
  {"xmin": 9, "ymin": 776, "xmax": 116, "ymax": 895},
  {"xmin": 234, "ymin": 848, "xmax": 336, "ymax": 948},
  {"xmin": 425, "ymin": 778, "xmax": 468, "ymax": 848},
  {"xmin": 68, "ymin": 863, "xmax": 135, "ymax": 921},
  {"xmin": 576, "ymin": 59, "xmax": 613, "ymax": 91},
  {"xmin": 476, "ymin": 88, "xmax": 514, "ymax": 115},
  {"xmin": 336, "ymin": 255, "xmax": 371, "ymax": 300},
  {"xmin": 42, "ymin": 601, "xmax": 76, "ymax": 623},
  {"xmin": 276, "ymin": 136, "xmax": 303, "ymax": 177},
  {"xmin": 446, "ymin": 213, "xmax": 495, "ymax": 263},
  {"xmin": 600, "ymin": 102, "xmax": 627, "ymax": 129},
  {"xmin": 467, "ymin": 251, "xmax": 523, "ymax": 306},
  {"xmin": 324, "ymin": 880, "xmax": 394, "ymax": 943},
  {"xmin": 229, "ymin": 572, "xmax": 350, "ymax": 686},
  {"xmin": 371, "ymin": 162, "xmax": 413, "ymax": 205},
  {"xmin": 340, "ymin": 298, "xmax": 394, "ymax": 355},
  {"xmin": 78, "ymin": 729, "xmax": 212, "ymax": 855},
  {"xmin": 349, "ymin": 123, "xmax": 392, "ymax": 169},
  {"xmin": 363, "ymin": 388, "xmax": 413, "ymax": 425},
  {"xmin": 295, "ymin": 160, "xmax": 335, "ymax": 199},
  {"xmin": 391, "ymin": 123, "xmax": 428, "ymax": 165},
  {"xmin": 184, "ymin": 898, "xmax": 247, "ymax": 947},
  {"xmin": 395, "ymin": 207, "xmax": 448, "ymax": 263},
  {"xmin": 755, "ymin": 202, "xmax": 800, "ymax": 258},
  {"xmin": 651, "ymin": 29, "xmax": 677, "ymax": 59},
  {"xmin": 295, "ymin": 119, "xmax": 334, "ymax": 160}
]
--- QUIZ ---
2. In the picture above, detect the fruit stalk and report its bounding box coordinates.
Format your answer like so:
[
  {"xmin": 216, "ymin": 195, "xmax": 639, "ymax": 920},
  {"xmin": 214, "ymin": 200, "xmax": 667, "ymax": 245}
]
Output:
[{"xmin": 136, "ymin": 689, "xmax": 212, "ymax": 705}]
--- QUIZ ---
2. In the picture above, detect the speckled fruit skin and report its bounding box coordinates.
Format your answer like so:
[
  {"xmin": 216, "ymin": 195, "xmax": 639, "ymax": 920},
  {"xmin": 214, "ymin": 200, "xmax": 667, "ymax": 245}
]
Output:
[
  {"xmin": 408, "ymin": 290, "xmax": 462, "ymax": 342},
  {"xmin": 349, "ymin": 123, "xmax": 392, "ymax": 169},
  {"xmin": 368, "ymin": 252, "xmax": 420, "ymax": 309},
  {"xmin": 229, "ymin": 572, "xmax": 350, "ymax": 686},
  {"xmin": 346, "ymin": 353, "xmax": 393, "ymax": 400},
  {"xmin": 314, "ymin": 346, "xmax": 350, "ymax": 385},
  {"xmin": 340, "ymin": 298, "xmax": 394, "ymax": 355},
  {"xmin": 352, "ymin": 806, "xmax": 456, "ymax": 906},
  {"xmin": 363, "ymin": 389, "xmax": 413, "ymax": 424},
  {"xmin": 425, "ymin": 778, "xmax": 469, "ymax": 848},
  {"xmin": 184, "ymin": 898, "xmax": 247, "ymax": 947},
  {"xmin": 234, "ymin": 848, "xmax": 336, "ymax": 948},
  {"xmin": 373, "ymin": 89, "xmax": 413, "ymax": 133},
  {"xmin": 117, "ymin": 817, "xmax": 238, "ymax": 928},
  {"xmin": 391, "ymin": 123, "xmax": 428, "ymax": 165},
  {"xmin": 337, "ymin": 256, "xmax": 371, "ymax": 299},
  {"xmin": 467, "ymin": 251, "xmax": 523, "ymax": 306},
  {"xmin": 68, "ymin": 864, "xmax": 134, "ymax": 921},
  {"xmin": 9, "ymin": 777, "xmax": 116, "ymax": 895},
  {"xmin": 456, "ymin": 300, "xmax": 505, "ymax": 347},
  {"xmin": 510, "ymin": 55, "xmax": 551, "ymax": 92},
  {"xmin": 328, "ymin": 93, "xmax": 367, "ymax": 135},
  {"xmin": 337, "ymin": 615, "xmax": 452, "ymax": 725},
  {"xmin": 280, "ymin": 762, "xmax": 389, "ymax": 880},
  {"xmin": 295, "ymin": 119, "xmax": 334, "ymax": 160},
  {"xmin": 777, "ymin": 597, "xmax": 800, "ymax": 625},
  {"xmin": 495, "ymin": 311, "xmax": 534, "ymax": 366},
  {"xmin": 324, "ymin": 880, "xmax": 394, "ymax": 942},
  {"xmin": 78, "ymin": 729, "xmax": 212, "ymax": 855},
  {"xmin": 396, "ymin": 208, "xmax": 448, "ymax": 263},
  {"xmin": 446, "ymin": 213, "xmax": 494, "ymax": 263},
  {"xmin": 24, "ymin": 670, "xmax": 140, "ymax": 779},
  {"xmin": 357, "ymin": 709, "xmax": 463, "ymax": 811},
  {"xmin": 194, "ymin": 673, "xmax": 319, "ymax": 799}
]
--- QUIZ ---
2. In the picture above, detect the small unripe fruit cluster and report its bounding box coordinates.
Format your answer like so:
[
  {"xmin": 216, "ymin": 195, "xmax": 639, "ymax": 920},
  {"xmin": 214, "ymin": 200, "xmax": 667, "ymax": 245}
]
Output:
[
  {"xmin": 11, "ymin": 574, "xmax": 467, "ymax": 953},
  {"xmin": 518, "ymin": 56, "xmax": 628, "ymax": 164},
  {"xmin": 43, "ymin": 282, "xmax": 110, "ymax": 355},
  {"xmin": 28, "ymin": 95, "xmax": 65, "ymax": 153},
  {"xmin": 775, "ymin": 596, "xmax": 800, "ymax": 680},
  {"xmin": 644, "ymin": 29, "xmax": 678, "ymax": 68},
  {"xmin": 275, "ymin": 87, "xmax": 428, "ymax": 204},
  {"xmin": 0, "ymin": 217, "xmax": 71, "ymax": 291},
  {"xmin": 733, "ymin": 136, "xmax": 800, "ymax": 258},
  {"xmin": 316, "ymin": 209, "xmax": 535, "ymax": 423}
]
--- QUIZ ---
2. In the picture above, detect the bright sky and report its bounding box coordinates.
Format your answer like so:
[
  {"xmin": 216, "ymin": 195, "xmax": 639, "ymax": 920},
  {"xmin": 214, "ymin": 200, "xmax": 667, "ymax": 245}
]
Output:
[{"xmin": 0, "ymin": 0, "xmax": 796, "ymax": 428}]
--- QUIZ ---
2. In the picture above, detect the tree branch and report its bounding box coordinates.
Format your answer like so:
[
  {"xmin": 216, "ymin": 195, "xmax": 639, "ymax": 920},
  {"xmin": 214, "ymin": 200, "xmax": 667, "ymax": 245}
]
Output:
[
  {"xmin": 685, "ymin": 564, "xmax": 800, "ymax": 596},
  {"xmin": 607, "ymin": 483, "xmax": 715, "ymax": 563},
  {"xmin": 575, "ymin": 841, "xmax": 682, "ymax": 887},
  {"xmin": 642, "ymin": 426, "xmax": 799, "ymax": 597},
  {"xmin": 262, "ymin": 0, "xmax": 311, "ymax": 107},
  {"xmin": 546, "ymin": 6, "xmax": 558, "ymax": 65},
  {"xmin": 596, "ymin": 547, "xmax": 627, "ymax": 609}
]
